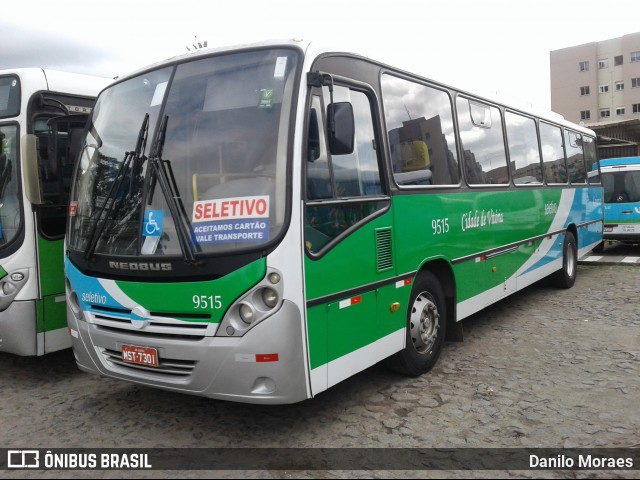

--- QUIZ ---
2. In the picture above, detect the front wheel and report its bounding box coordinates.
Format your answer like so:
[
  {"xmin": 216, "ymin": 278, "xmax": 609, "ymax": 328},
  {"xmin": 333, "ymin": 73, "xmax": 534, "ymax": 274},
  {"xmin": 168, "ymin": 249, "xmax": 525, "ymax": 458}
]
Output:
[
  {"xmin": 385, "ymin": 272, "xmax": 447, "ymax": 376},
  {"xmin": 550, "ymin": 231, "xmax": 577, "ymax": 289}
]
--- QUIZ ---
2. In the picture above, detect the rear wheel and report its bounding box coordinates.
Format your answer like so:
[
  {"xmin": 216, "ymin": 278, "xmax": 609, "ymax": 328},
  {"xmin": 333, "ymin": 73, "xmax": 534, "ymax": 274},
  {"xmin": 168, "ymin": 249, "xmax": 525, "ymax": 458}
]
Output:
[
  {"xmin": 550, "ymin": 231, "xmax": 577, "ymax": 288},
  {"xmin": 386, "ymin": 272, "xmax": 447, "ymax": 376}
]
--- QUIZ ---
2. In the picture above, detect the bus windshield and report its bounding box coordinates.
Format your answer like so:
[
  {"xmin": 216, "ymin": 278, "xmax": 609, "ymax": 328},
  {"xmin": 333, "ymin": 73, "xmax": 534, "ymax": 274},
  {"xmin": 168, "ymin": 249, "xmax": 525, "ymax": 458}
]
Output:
[
  {"xmin": 601, "ymin": 169, "xmax": 640, "ymax": 204},
  {"xmin": 67, "ymin": 48, "xmax": 298, "ymax": 263}
]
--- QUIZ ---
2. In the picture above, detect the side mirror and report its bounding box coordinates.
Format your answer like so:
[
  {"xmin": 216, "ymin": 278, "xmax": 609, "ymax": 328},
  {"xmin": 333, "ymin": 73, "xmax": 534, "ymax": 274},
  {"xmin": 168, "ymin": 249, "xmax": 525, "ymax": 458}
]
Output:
[
  {"xmin": 327, "ymin": 102, "xmax": 355, "ymax": 155},
  {"xmin": 21, "ymin": 134, "xmax": 43, "ymax": 205}
]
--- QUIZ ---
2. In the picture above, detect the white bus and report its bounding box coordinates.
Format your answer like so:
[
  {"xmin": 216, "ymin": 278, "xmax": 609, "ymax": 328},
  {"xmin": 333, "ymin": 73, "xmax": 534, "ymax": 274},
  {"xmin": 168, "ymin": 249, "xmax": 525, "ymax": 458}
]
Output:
[
  {"xmin": 0, "ymin": 68, "xmax": 109, "ymax": 355},
  {"xmin": 64, "ymin": 40, "xmax": 602, "ymax": 403}
]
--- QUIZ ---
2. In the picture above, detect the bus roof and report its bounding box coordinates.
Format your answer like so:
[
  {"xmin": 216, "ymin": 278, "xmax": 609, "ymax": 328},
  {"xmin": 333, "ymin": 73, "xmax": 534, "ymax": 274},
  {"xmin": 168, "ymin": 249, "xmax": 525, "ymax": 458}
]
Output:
[
  {"xmin": 598, "ymin": 157, "xmax": 640, "ymax": 167},
  {"xmin": 0, "ymin": 67, "xmax": 112, "ymax": 98},
  {"xmin": 109, "ymin": 38, "xmax": 595, "ymax": 138}
]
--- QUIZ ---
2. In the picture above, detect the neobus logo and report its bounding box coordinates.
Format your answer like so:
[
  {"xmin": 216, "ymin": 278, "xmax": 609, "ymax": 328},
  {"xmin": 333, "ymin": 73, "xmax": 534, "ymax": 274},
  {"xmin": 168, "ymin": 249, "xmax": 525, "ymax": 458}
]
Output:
[
  {"xmin": 65, "ymin": 104, "xmax": 93, "ymax": 114},
  {"xmin": 108, "ymin": 261, "xmax": 172, "ymax": 271}
]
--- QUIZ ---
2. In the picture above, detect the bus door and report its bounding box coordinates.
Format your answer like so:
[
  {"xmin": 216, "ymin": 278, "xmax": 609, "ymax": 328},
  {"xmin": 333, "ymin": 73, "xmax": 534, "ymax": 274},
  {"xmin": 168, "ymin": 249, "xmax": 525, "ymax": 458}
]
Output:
[
  {"xmin": 303, "ymin": 78, "xmax": 404, "ymax": 390},
  {"xmin": 33, "ymin": 112, "xmax": 90, "ymax": 351}
]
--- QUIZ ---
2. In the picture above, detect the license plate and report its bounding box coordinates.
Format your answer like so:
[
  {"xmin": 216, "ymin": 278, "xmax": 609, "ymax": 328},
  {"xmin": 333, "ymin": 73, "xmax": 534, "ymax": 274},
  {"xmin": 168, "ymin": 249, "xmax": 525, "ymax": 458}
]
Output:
[{"xmin": 121, "ymin": 345, "xmax": 158, "ymax": 367}]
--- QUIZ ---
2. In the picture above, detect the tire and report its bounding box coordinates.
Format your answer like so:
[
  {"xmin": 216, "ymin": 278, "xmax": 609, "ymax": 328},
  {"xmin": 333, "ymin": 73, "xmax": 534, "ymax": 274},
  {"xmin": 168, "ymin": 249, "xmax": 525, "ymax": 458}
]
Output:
[
  {"xmin": 386, "ymin": 272, "xmax": 447, "ymax": 376},
  {"xmin": 550, "ymin": 231, "xmax": 577, "ymax": 289}
]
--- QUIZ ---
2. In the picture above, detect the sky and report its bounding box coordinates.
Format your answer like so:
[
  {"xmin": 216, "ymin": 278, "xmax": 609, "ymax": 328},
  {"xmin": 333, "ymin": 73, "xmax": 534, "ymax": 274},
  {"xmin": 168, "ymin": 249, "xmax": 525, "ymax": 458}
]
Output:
[{"xmin": 2, "ymin": 0, "xmax": 639, "ymax": 113}]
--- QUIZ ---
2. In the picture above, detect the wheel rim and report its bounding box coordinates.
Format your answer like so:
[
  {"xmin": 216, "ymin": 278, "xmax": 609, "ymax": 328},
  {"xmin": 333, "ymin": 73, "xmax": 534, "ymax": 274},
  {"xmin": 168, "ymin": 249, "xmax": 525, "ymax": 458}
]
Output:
[
  {"xmin": 566, "ymin": 241, "xmax": 576, "ymax": 279},
  {"xmin": 409, "ymin": 291, "xmax": 440, "ymax": 354}
]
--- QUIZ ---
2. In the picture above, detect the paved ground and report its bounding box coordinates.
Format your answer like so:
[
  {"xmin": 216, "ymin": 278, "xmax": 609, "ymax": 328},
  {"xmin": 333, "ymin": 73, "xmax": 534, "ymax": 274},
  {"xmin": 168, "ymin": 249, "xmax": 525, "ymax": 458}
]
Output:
[
  {"xmin": 0, "ymin": 264, "xmax": 638, "ymax": 478},
  {"xmin": 579, "ymin": 241, "xmax": 640, "ymax": 265}
]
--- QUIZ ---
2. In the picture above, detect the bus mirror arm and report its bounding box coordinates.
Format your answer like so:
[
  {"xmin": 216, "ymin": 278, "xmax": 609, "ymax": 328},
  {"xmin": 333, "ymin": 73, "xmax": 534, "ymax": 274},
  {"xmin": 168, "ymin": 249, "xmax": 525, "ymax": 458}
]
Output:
[{"xmin": 307, "ymin": 71, "xmax": 355, "ymax": 155}]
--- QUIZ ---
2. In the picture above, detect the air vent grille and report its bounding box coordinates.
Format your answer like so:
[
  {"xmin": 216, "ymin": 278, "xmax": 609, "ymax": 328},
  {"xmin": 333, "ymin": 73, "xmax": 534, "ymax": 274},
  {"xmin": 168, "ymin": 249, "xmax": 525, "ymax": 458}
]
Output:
[{"xmin": 376, "ymin": 228, "xmax": 393, "ymax": 271}]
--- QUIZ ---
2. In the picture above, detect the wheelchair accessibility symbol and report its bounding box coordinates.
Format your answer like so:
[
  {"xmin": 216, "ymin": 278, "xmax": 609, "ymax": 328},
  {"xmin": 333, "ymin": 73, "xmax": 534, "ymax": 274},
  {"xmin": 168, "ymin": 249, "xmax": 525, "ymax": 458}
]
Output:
[{"xmin": 143, "ymin": 210, "xmax": 164, "ymax": 237}]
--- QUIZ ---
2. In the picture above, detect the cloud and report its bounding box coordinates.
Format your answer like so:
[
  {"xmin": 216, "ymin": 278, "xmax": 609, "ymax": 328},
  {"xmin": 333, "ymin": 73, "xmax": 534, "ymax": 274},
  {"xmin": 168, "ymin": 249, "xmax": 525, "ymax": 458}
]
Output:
[{"xmin": 0, "ymin": 21, "xmax": 121, "ymax": 77}]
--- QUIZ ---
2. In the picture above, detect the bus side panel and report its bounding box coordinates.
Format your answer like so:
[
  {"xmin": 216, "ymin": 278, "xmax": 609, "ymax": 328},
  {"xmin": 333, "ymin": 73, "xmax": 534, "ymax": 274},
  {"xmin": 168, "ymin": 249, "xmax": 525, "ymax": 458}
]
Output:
[
  {"xmin": 391, "ymin": 188, "xmax": 601, "ymax": 321},
  {"xmin": 307, "ymin": 304, "xmax": 328, "ymax": 393},
  {"xmin": 36, "ymin": 236, "xmax": 71, "ymax": 353},
  {"xmin": 393, "ymin": 189, "xmax": 557, "ymax": 294},
  {"xmin": 304, "ymin": 208, "xmax": 406, "ymax": 388},
  {"xmin": 39, "ymin": 295, "xmax": 71, "ymax": 353},
  {"xmin": 576, "ymin": 186, "xmax": 604, "ymax": 255}
]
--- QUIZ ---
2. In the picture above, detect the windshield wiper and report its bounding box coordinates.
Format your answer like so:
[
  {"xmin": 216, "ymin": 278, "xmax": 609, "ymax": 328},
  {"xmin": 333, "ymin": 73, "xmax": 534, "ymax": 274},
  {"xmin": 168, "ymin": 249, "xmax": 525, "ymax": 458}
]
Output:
[
  {"xmin": 84, "ymin": 114, "xmax": 149, "ymax": 261},
  {"xmin": 146, "ymin": 115, "xmax": 199, "ymax": 265}
]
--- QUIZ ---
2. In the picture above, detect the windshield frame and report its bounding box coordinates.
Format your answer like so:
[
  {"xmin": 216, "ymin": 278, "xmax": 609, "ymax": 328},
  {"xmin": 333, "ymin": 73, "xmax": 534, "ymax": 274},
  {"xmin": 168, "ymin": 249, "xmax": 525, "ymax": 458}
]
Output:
[
  {"xmin": 66, "ymin": 45, "xmax": 303, "ymax": 280},
  {"xmin": 0, "ymin": 121, "xmax": 25, "ymax": 257}
]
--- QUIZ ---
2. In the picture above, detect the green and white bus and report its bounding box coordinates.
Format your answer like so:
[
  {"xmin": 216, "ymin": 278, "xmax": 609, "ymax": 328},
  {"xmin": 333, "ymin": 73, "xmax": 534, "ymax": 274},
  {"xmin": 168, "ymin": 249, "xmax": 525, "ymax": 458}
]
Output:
[
  {"xmin": 65, "ymin": 40, "xmax": 603, "ymax": 403},
  {"xmin": 0, "ymin": 68, "xmax": 109, "ymax": 355}
]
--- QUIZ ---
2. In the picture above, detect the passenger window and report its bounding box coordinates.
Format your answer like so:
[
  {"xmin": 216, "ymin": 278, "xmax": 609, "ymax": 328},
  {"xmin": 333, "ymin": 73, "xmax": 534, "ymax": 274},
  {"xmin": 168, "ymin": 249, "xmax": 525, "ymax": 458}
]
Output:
[
  {"xmin": 505, "ymin": 111, "xmax": 542, "ymax": 185},
  {"xmin": 564, "ymin": 130, "xmax": 587, "ymax": 184},
  {"xmin": 305, "ymin": 86, "xmax": 387, "ymax": 254},
  {"xmin": 540, "ymin": 122, "xmax": 567, "ymax": 184},
  {"xmin": 306, "ymin": 96, "xmax": 332, "ymax": 200},
  {"xmin": 381, "ymin": 74, "xmax": 459, "ymax": 186},
  {"xmin": 457, "ymin": 98, "xmax": 508, "ymax": 185},
  {"xmin": 583, "ymin": 135, "xmax": 598, "ymax": 184}
]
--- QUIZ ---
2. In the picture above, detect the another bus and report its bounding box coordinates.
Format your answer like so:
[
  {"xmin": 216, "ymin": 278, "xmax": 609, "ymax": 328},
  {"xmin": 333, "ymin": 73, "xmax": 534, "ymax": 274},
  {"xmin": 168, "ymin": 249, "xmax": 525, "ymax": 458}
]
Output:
[
  {"xmin": 0, "ymin": 68, "xmax": 109, "ymax": 355},
  {"xmin": 64, "ymin": 39, "xmax": 602, "ymax": 404},
  {"xmin": 591, "ymin": 157, "xmax": 640, "ymax": 251}
]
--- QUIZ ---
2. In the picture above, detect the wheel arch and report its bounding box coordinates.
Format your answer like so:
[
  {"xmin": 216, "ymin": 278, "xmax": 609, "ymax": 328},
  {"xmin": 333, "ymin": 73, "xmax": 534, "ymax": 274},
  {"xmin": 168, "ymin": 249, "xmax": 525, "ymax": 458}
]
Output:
[
  {"xmin": 566, "ymin": 223, "xmax": 578, "ymax": 247},
  {"xmin": 415, "ymin": 258, "xmax": 460, "ymax": 341}
]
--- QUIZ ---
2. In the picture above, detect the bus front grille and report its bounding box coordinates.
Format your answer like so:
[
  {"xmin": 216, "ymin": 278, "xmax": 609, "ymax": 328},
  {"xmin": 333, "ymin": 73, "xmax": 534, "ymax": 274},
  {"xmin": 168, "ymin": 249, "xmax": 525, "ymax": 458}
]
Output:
[{"xmin": 89, "ymin": 306, "xmax": 212, "ymax": 339}]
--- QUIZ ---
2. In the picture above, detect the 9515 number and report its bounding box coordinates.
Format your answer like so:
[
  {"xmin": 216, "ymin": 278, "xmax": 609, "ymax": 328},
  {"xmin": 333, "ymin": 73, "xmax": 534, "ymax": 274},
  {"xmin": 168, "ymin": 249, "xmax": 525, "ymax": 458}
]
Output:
[
  {"xmin": 193, "ymin": 295, "xmax": 222, "ymax": 310},
  {"xmin": 432, "ymin": 218, "xmax": 450, "ymax": 235}
]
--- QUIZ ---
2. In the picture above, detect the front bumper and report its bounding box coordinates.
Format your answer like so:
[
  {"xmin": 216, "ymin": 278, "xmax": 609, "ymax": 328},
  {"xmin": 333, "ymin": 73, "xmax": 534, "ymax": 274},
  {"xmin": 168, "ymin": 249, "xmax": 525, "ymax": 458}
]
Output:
[{"xmin": 68, "ymin": 300, "xmax": 310, "ymax": 404}]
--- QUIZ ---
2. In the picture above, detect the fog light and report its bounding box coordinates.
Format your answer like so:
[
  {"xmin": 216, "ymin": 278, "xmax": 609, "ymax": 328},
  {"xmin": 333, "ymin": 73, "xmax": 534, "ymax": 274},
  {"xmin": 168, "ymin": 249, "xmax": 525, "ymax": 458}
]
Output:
[
  {"xmin": 261, "ymin": 288, "xmax": 278, "ymax": 308},
  {"xmin": 239, "ymin": 304, "xmax": 254, "ymax": 324},
  {"xmin": 10, "ymin": 272, "xmax": 24, "ymax": 282}
]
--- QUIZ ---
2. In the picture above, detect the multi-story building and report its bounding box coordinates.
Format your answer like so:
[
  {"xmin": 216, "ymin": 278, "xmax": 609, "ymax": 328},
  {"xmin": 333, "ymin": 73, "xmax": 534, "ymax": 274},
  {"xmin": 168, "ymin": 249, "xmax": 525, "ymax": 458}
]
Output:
[{"xmin": 550, "ymin": 32, "xmax": 640, "ymax": 158}]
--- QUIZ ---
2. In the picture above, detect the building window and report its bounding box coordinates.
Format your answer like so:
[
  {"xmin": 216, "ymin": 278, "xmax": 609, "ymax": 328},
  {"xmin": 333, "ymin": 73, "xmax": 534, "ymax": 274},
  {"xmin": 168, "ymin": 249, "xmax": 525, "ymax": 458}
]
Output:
[
  {"xmin": 615, "ymin": 81, "xmax": 624, "ymax": 91},
  {"xmin": 600, "ymin": 109, "xmax": 610, "ymax": 118},
  {"xmin": 579, "ymin": 61, "xmax": 589, "ymax": 72},
  {"xmin": 598, "ymin": 59, "xmax": 609, "ymax": 69},
  {"xmin": 599, "ymin": 85, "xmax": 609, "ymax": 94},
  {"xmin": 616, "ymin": 107, "xmax": 625, "ymax": 116},
  {"xmin": 633, "ymin": 104, "xmax": 640, "ymax": 114},
  {"xmin": 631, "ymin": 51, "xmax": 640, "ymax": 63},
  {"xmin": 580, "ymin": 110, "xmax": 591, "ymax": 120},
  {"xmin": 615, "ymin": 55, "xmax": 623, "ymax": 66},
  {"xmin": 580, "ymin": 86, "xmax": 590, "ymax": 96},
  {"xmin": 632, "ymin": 78, "xmax": 640, "ymax": 88}
]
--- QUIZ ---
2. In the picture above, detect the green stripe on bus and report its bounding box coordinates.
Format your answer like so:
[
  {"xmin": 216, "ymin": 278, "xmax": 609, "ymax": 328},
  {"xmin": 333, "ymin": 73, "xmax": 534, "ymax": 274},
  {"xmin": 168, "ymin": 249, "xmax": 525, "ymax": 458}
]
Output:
[{"xmin": 115, "ymin": 258, "xmax": 267, "ymax": 323}]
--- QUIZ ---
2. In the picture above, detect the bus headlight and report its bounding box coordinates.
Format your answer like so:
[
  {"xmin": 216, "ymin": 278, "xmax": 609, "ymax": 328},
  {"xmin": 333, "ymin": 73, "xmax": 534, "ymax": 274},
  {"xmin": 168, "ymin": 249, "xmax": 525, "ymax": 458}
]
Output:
[
  {"xmin": 65, "ymin": 277, "xmax": 84, "ymax": 321},
  {"xmin": 239, "ymin": 304, "xmax": 255, "ymax": 324},
  {"xmin": 2, "ymin": 282, "xmax": 16, "ymax": 295},
  {"xmin": 217, "ymin": 268, "xmax": 284, "ymax": 337},
  {"xmin": 261, "ymin": 288, "xmax": 278, "ymax": 308}
]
